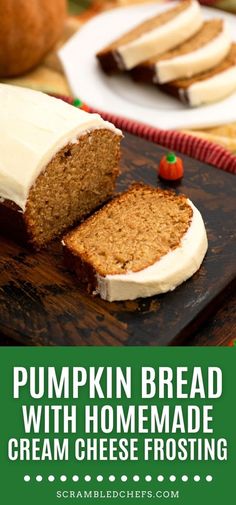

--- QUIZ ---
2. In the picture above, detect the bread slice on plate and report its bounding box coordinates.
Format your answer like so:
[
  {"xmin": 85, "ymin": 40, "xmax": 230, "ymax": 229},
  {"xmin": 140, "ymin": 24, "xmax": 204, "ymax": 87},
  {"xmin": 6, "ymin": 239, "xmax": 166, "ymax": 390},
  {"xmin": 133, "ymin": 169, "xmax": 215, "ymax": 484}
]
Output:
[
  {"xmin": 63, "ymin": 184, "xmax": 208, "ymax": 302},
  {"xmin": 131, "ymin": 19, "xmax": 231, "ymax": 84},
  {"xmin": 97, "ymin": 0, "xmax": 203, "ymax": 73},
  {"xmin": 0, "ymin": 84, "xmax": 122, "ymax": 249},
  {"xmin": 159, "ymin": 43, "xmax": 236, "ymax": 107}
]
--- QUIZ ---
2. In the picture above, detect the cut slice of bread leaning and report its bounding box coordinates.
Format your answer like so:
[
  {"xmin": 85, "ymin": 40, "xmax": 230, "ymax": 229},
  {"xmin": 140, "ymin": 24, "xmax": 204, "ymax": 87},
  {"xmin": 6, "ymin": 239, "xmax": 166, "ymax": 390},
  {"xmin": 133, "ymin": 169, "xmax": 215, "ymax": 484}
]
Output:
[{"xmin": 63, "ymin": 184, "xmax": 208, "ymax": 301}]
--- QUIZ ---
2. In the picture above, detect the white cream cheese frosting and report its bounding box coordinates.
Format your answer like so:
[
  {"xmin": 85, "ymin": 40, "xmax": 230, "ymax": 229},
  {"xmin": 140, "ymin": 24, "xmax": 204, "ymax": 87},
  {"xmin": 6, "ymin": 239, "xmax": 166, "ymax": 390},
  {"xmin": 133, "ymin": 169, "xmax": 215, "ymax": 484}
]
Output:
[
  {"xmin": 116, "ymin": 0, "xmax": 203, "ymax": 70},
  {"xmin": 154, "ymin": 21, "xmax": 231, "ymax": 84},
  {"xmin": 96, "ymin": 200, "xmax": 208, "ymax": 302},
  {"xmin": 0, "ymin": 84, "xmax": 121, "ymax": 212},
  {"xmin": 185, "ymin": 64, "xmax": 236, "ymax": 106}
]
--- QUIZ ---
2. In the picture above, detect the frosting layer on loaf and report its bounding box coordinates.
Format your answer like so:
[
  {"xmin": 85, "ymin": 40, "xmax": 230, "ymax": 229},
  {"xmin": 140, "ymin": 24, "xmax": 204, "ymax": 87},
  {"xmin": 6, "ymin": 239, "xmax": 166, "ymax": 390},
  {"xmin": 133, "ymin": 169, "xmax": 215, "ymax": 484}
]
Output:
[
  {"xmin": 97, "ymin": 200, "xmax": 208, "ymax": 301},
  {"xmin": 0, "ymin": 84, "xmax": 121, "ymax": 211}
]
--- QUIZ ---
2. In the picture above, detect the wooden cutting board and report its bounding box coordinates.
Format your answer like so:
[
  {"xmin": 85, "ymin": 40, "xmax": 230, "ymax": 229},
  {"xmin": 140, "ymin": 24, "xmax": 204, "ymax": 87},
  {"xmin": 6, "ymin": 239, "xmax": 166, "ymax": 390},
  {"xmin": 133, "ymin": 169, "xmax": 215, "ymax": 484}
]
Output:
[{"xmin": 0, "ymin": 133, "xmax": 235, "ymax": 346}]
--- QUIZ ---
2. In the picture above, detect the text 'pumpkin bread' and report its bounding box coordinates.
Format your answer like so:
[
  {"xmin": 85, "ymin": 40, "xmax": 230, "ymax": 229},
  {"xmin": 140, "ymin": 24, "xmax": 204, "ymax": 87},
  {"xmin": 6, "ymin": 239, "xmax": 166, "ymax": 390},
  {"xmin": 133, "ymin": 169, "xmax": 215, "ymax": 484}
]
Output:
[
  {"xmin": 63, "ymin": 184, "xmax": 208, "ymax": 301},
  {"xmin": 0, "ymin": 84, "xmax": 122, "ymax": 249}
]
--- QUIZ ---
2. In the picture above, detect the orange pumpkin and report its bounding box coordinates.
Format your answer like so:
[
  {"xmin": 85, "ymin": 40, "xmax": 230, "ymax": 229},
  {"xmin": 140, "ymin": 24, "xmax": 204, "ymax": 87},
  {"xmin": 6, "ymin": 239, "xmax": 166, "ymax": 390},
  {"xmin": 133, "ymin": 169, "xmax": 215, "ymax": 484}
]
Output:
[
  {"xmin": 158, "ymin": 152, "xmax": 184, "ymax": 181},
  {"xmin": 0, "ymin": 0, "xmax": 67, "ymax": 77}
]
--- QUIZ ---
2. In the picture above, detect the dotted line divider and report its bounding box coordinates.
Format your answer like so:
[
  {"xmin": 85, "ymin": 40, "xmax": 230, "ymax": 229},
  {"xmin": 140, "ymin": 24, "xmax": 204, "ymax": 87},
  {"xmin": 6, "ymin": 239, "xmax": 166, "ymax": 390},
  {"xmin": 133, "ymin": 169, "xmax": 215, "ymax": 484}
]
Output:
[{"xmin": 24, "ymin": 474, "xmax": 213, "ymax": 483}]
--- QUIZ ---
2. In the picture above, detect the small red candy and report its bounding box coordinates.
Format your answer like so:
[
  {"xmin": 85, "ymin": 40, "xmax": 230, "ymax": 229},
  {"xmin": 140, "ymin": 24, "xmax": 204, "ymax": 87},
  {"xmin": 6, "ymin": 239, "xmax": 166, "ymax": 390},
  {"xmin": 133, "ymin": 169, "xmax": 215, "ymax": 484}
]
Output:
[
  {"xmin": 81, "ymin": 104, "xmax": 90, "ymax": 112},
  {"xmin": 158, "ymin": 152, "xmax": 184, "ymax": 181}
]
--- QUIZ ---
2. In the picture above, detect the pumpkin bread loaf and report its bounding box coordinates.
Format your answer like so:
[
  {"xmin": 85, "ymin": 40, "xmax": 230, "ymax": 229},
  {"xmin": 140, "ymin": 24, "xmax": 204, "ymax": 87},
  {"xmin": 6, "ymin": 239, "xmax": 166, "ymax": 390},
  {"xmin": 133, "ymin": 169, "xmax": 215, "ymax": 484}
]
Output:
[
  {"xmin": 0, "ymin": 84, "xmax": 122, "ymax": 249},
  {"xmin": 97, "ymin": 0, "xmax": 203, "ymax": 73},
  {"xmin": 63, "ymin": 184, "xmax": 208, "ymax": 301}
]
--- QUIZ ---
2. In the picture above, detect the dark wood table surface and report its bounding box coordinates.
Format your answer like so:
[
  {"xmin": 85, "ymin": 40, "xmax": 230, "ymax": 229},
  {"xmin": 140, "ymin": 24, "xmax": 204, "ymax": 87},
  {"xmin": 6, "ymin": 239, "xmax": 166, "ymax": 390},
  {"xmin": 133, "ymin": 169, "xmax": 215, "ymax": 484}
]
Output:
[{"xmin": 0, "ymin": 133, "xmax": 235, "ymax": 347}]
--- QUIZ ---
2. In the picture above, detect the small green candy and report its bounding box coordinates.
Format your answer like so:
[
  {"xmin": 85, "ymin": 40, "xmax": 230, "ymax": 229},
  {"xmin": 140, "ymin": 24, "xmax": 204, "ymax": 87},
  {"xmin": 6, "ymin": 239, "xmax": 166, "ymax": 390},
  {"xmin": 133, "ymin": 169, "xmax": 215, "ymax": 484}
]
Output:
[
  {"xmin": 73, "ymin": 98, "xmax": 83, "ymax": 108},
  {"xmin": 166, "ymin": 152, "xmax": 177, "ymax": 164}
]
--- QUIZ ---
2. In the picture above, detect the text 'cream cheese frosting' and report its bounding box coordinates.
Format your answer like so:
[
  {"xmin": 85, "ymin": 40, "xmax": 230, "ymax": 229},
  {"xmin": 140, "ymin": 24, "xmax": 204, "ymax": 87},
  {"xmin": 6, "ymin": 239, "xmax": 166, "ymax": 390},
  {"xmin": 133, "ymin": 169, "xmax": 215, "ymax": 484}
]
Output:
[
  {"xmin": 97, "ymin": 200, "xmax": 208, "ymax": 301},
  {"xmin": 0, "ymin": 84, "xmax": 122, "ymax": 211}
]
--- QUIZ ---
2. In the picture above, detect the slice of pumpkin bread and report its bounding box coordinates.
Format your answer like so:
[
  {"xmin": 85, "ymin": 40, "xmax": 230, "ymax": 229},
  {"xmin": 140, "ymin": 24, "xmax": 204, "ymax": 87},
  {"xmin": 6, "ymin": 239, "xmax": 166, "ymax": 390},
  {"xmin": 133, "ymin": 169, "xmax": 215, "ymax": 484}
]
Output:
[
  {"xmin": 131, "ymin": 20, "xmax": 231, "ymax": 84},
  {"xmin": 97, "ymin": 0, "xmax": 203, "ymax": 73},
  {"xmin": 63, "ymin": 184, "xmax": 208, "ymax": 301}
]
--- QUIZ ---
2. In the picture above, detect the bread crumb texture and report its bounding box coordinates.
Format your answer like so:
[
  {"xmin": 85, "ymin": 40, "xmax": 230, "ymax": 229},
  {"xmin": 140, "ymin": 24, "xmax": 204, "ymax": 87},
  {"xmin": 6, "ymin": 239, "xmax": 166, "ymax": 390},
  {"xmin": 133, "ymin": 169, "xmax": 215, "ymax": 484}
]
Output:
[{"xmin": 64, "ymin": 184, "xmax": 193, "ymax": 276}]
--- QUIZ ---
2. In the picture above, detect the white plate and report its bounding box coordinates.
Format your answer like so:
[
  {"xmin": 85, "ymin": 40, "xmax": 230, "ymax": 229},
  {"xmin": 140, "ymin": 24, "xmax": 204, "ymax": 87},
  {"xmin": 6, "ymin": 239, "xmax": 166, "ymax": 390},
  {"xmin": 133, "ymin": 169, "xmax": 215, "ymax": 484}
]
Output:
[{"xmin": 59, "ymin": 1, "xmax": 236, "ymax": 130}]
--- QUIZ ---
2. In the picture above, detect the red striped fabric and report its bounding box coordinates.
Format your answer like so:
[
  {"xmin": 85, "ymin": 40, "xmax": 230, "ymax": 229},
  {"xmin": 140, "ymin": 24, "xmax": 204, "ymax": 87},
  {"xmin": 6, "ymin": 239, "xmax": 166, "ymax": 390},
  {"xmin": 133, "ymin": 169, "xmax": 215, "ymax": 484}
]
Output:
[
  {"xmin": 198, "ymin": 1, "xmax": 218, "ymax": 5},
  {"xmin": 54, "ymin": 94, "xmax": 236, "ymax": 175}
]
